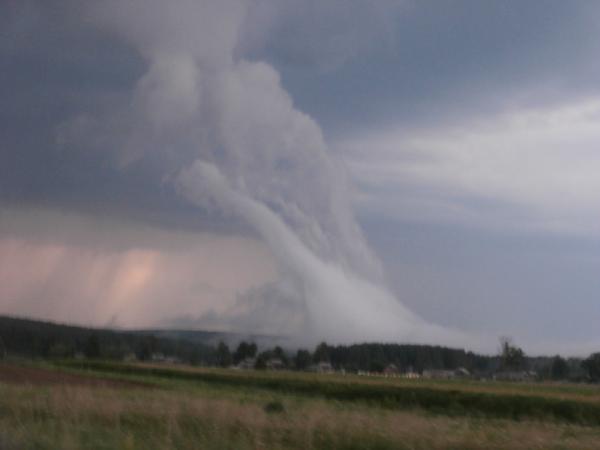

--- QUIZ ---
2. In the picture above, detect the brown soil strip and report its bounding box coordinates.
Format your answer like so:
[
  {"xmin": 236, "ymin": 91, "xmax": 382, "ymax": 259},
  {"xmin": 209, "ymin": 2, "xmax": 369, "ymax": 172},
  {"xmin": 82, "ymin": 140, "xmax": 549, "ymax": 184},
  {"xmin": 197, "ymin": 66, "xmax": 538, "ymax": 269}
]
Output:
[{"xmin": 0, "ymin": 363, "xmax": 150, "ymax": 389}]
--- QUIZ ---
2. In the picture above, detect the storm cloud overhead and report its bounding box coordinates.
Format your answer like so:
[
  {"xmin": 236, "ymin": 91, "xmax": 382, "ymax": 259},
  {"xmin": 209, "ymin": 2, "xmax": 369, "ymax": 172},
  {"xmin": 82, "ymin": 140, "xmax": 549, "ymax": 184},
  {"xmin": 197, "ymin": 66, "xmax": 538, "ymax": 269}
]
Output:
[{"xmin": 2, "ymin": 1, "xmax": 600, "ymax": 353}]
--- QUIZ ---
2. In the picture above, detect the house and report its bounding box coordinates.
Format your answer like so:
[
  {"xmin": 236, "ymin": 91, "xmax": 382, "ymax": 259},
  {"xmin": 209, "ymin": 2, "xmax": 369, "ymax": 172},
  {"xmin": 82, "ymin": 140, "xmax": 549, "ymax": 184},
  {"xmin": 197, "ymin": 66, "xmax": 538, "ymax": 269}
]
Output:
[
  {"xmin": 383, "ymin": 364, "xmax": 400, "ymax": 376},
  {"xmin": 123, "ymin": 352, "xmax": 137, "ymax": 362},
  {"xmin": 266, "ymin": 358, "xmax": 286, "ymax": 370},
  {"xmin": 312, "ymin": 361, "xmax": 334, "ymax": 373},
  {"xmin": 236, "ymin": 357, "xmax": 256, "ymax": 370},
  {"xmin": 151, "ymin": 352, "xmax": 166, "ymax": 362},
  {"xmin": 455, "ymin": 367, "xmax": 471, "ymax": 378},
  {"xmin": 403, "ymin": 371, "xmax": 421, "ymax": 379},
  {"xmin": 163, "ymin": 355, "xmax": 182, "ymax": 364},
  {"xmin": 150, "ymin": 353, "xmax": 181, "ymax": 364},
  {"xmin": 422, "ymin": 368, "xmax": 472, "ymax": 380}
]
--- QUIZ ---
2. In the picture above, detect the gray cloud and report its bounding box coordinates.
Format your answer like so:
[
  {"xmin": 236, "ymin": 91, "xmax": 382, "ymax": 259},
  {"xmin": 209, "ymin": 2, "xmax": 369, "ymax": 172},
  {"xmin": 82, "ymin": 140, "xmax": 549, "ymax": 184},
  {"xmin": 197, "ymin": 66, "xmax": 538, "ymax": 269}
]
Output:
[
  {"xmin": 239, "ymin": 0, "xmax": 401, "ymax": 71},
  {"xmin": 4, "ymin": 0, "xmax": 459, "ymax": 347},
  {"xmin": 164, "ymin": 281, "xmax": 308, "ymax": 338},
  {"xmin": 6, "ymin": 1, "xmax": 597, "ymax": 224},
  {"xmin": 341, "ymin": 98, "xmax": 600, "ymax": 237},
  {"xmin": 2, "ymin": 1, "xmax": 600, "ymax": 352},
  {"xmin": 278, "ymin": 1, "xmax": 600, "ymax": 135},
  {"xmin": 178, "ymin": 161, "xmax": 466, "ymax": 346},
  {"xmin": 67, "ymin": 0, "xmax": 381, "ymax": 280}
]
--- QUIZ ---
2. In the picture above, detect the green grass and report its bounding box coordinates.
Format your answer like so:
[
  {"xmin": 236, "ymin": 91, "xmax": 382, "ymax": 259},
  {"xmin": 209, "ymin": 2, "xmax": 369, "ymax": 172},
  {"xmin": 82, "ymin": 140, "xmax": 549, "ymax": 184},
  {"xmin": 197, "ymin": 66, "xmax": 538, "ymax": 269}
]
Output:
[
  {"xmin": 55, "ymin": 360, "xmax": 600, "ymax": 426},
  {"xmin": 2, "ymin": 381, "xmax": 600, "ymax": 450},
  {"xmin": 3, "ymin": 361, "xmax": 600, "ymax": 449}
]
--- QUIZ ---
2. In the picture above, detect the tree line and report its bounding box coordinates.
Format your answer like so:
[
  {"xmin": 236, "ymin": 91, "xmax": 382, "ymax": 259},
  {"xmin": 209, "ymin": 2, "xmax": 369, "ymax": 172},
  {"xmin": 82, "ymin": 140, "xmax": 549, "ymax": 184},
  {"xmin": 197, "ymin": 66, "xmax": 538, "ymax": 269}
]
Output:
[
  {"xmin": 0, "ymin": 316, "xmax": 216, "ymax": 364},
  {"xmin": 1, "ymin": 315, "xmax": 600, "ymax": 382}
]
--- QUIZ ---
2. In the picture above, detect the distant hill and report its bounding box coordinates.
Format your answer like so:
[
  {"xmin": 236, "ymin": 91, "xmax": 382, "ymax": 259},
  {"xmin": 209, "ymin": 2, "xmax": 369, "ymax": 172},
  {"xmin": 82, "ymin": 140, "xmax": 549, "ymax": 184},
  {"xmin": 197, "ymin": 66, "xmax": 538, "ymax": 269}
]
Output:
[
  {"xmin": 0, "ymin": 315, "xmax": 217, "ymax": 363},
  {"xmin": 0, "ymin": 315, "xmax": 288, "ymax": 363},
  {"xmin": 0, "ymin": 315, "xmax": 585, "ymax": 380},
  {"xmin": 133, "ymin": 328, "xmax": 289, "ymax": 348}
]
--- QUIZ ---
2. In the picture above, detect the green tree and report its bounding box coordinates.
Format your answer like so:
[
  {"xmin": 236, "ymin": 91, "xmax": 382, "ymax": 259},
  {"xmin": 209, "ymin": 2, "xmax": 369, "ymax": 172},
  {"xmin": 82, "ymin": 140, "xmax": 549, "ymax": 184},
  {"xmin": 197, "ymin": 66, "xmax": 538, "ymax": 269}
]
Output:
[
  {"xmin": 136, "ymin": 336, "xmax": 158, "ymax": 361},
  {"xmin": 0, "ymin": 335, "xmax": 6, "ymax": 359},
  {"xmin": 254, "ymin": 351, "xmax": 269, "ymax": 370},
  {"xmin": 294, "ymin": 349, "xmax": 312, "ymax": 370},
  {"xmin": 499, "ymin": 337, "xmax": 525, "ymax": 371},
  {"xmin": 550, "ymin": 355, "xmax": 569, "ymax": 380},
  {"xmin": 369, "ymin": 360, "xmax": 385, "ymax": 373},
  {"xmin": 313, "ymin": 342, "xmax": 330, "ymax": 363},
  {"xmin": 233, "ymin": 341, "xmax": 257, "ymax": 364},
  {"xmin": 48, "ymin": 342, "xmax": 73, "ymax": 358},
  {"xmin": 582, "ymin": 353, "xmax": 600, "ymax": 382},
  {"xmin": 216, "ymin": 341, "xmax": 232, "ymax": 368},
  {"xmin": 272, "ymin": 346, "xmax": 288, "ymax": 366},
  {"xmin": 84, "ymin": 334, "xmax": 101, "ymax": 359}
]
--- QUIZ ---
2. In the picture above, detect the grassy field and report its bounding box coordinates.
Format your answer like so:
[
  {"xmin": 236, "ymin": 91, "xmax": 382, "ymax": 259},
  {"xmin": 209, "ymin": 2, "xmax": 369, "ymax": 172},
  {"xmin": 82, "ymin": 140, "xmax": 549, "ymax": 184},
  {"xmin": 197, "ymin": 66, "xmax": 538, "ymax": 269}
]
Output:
[{"xmin": 1, "ymin": 361, "xmax": 600, "ymax": 449}]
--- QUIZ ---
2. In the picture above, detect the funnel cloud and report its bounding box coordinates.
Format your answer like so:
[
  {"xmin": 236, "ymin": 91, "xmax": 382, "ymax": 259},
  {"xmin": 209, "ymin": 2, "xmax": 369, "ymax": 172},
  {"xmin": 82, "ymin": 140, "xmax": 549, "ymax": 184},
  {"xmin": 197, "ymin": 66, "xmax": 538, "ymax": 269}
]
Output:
[
  {"xmin": 79, "ymin": 0, "xmax": 460, "ymax": 344},
  {"xmin": 179, "ymin": 161, "xmax": 465, "ymax": 345},
  {"xmin": 3, "ymin": 1, "xmax": 600, "ymax": 353}
]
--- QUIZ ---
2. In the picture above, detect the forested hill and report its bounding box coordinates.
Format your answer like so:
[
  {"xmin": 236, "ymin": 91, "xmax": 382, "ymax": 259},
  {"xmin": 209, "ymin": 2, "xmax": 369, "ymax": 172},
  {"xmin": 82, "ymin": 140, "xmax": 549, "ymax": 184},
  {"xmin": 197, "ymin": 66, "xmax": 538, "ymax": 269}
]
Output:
[
  {"xmin": 0, "ymin": 315, "xmax": 589, "ymax": 380},
  {"xmin": 326, "ymin": 342, "xmax": 496, "ymax": 373},
  {"xmin": 0, "ymin": 315, "xmax": 495, "ymax": 371},
  {"xmin": 0, "ymin": 315, "xmax": 216, "ymax": 363}
]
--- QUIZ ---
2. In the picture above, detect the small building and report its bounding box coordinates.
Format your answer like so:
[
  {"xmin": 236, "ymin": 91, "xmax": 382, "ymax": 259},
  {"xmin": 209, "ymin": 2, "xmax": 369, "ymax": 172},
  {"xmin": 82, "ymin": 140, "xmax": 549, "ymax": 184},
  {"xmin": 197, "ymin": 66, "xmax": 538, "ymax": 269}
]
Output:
[
  {"xmin": 422, "ymin": 368, "xmax": 472, "ymax": 380},
  {"xmin": 236, "ymin": 357, "xmax": 256, "ymax": 370},
  {"xmin": 266, "ymin": 358, "xmax": 286, "ymax": 370},
  {"xmin": 311, "ymin": 361, "xmax": 334, "ymax": 374},
  {"xmin": 455, "ymin": 367, "xmax": 471, "ymax": 378},
  {"xmin": 163, "ymin": 355, "xmax": 182, "ymax": 364},
  {"xmin": 383, "ymin": 364, "xmax": 400, "ymax": 376},
  {"xmin": 123, "ymin": 352, "xmax": 137, "ymax": 362},
  {"xmin": 151, "ymin": 352, "xmax": 166, "ymax": 362},
  {"xmin": 403, "ymin": 371, "xmax": 421, "ymax": 379}
]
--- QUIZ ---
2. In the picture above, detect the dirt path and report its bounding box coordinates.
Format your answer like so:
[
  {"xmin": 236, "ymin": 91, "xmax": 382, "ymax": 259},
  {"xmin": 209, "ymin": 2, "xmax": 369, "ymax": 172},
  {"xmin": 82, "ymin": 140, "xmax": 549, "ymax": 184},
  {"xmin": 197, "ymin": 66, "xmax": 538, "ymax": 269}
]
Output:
[{"xmin": 0, "ymin": 363, "xmax": 150, "ymax": 389}]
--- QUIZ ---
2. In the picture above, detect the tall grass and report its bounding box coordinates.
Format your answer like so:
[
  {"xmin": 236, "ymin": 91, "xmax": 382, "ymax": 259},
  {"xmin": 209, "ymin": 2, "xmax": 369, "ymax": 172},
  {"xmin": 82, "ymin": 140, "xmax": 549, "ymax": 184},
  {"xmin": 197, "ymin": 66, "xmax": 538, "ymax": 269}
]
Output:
[
  {"xmin": 57, "ymin": 360, "xmax": 600, "ymax": 426},
  {"xmin": 2, "ymin": 382, "xmax": 600, "ymax": 450}
]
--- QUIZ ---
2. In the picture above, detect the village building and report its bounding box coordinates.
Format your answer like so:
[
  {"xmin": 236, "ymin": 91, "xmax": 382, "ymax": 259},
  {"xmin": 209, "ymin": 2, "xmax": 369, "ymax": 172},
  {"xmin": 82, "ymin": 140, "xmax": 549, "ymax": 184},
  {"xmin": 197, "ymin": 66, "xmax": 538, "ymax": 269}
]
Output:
[
  {"xmin": 455, "ymin": 367, "xmax": 471, "ymax": 378},
  {"xmin": 236, "ymin": 357, "xmax": 256, "ymax": 370},
  {"xmin": 403, "ymin": 370, "xmax": 421, "ymax": 379},
  {"xmin": 311, "ymin": 361, "xmax": 334, "ymax": 373},
  {"xmin": 266, "ymin": 358, "xmax": 286, "ymax": 370},
  {"xmin": 383, "ymin": 363, "xmax": 400, "ymax": 376}
]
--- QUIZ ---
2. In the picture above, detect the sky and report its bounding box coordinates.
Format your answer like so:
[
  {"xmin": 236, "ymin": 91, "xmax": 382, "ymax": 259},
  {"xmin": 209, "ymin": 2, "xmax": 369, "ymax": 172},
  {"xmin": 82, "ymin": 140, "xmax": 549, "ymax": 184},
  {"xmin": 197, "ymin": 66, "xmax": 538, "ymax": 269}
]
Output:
[{"xmin": 1, "ymin": 1, "xmax": 599, "ymax": 355}]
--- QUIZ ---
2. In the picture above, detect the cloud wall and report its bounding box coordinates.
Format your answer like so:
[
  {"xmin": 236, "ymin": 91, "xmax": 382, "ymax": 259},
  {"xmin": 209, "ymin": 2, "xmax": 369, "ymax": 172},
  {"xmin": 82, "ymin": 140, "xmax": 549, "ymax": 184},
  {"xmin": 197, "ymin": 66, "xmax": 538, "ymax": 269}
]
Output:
[{"xmin": 59, "ymin": 0, "xmax": 465, "ymax": 345}]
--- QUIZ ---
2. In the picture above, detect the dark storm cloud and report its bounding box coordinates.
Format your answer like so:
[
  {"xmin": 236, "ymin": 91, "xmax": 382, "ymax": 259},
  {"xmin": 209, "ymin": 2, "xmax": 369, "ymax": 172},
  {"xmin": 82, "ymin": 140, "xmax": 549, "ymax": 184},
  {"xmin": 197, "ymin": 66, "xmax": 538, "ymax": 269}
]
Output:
[
  {"xmin": 2, "ymin": 1, "xmax": 600, "ymax": 352},
  {"xmin": 1, "ymin": 2, "xmax": 143, "ymax": 216},
  {"xmin": 1, "ymin": 1, "xmax": 397, "ymax": 232},
  {"xmin": 276, "ymin": 1, "xmax": 600, "ymax": 135},
  {"xmin": 3, "ymin": 1, "xmax": 599, "ymax": 220},
  {"xmin": 2, "ymin": 1, "xmax": 461, "ymax": 347},
  {"xmin": 0, "ymin": 3, "xmax": 244, "ymax": 235},
  {"xmin": 239, "ymin": 0, "xmax": 401, "ymax": 70}
]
